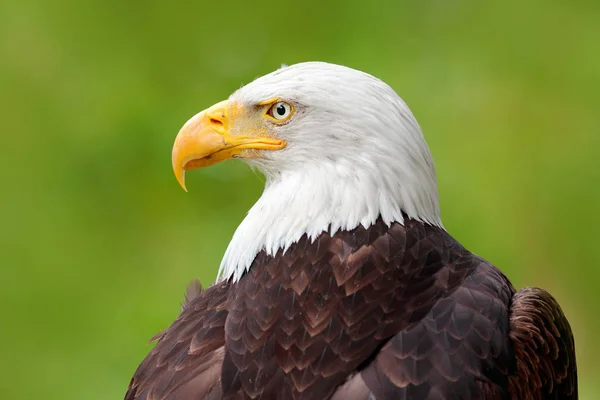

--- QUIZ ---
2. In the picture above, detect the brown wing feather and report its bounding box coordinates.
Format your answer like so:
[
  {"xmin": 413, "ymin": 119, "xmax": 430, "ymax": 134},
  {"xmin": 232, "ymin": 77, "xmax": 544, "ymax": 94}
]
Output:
[
  {"xmin": 125, "ymin": 280, "xmax": 230, "ymax": 400},
  {"xmin": 125, "ymin": 218, "xmax": 577, "ymax": 400},
  {"xmin": 508, "ymin": 287, "xmax": 577, "ymax": 400},
  {"xmin": 357, "ymin": 259, "xmax": 515, "ymax": 400},
  {"xmin": 221, "ymin": 219, "xmax": 518, "ymax": 399}
]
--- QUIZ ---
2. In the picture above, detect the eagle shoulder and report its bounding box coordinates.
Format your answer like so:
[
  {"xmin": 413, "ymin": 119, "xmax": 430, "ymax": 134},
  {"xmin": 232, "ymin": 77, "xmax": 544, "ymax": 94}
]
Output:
[{"xmin": 357, "ymin": 254, "xmax": 516, "ymax": 399}]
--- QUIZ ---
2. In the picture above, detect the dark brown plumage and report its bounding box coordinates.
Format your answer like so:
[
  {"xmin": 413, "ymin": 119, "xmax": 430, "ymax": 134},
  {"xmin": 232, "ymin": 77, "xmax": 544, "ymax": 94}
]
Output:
[{"xmin": 125, "ymin": 218, "xmax": 576, "ymax": 399}]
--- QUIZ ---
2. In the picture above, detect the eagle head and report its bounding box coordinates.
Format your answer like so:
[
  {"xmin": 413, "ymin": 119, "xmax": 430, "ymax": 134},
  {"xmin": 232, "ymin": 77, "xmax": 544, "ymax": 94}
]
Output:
[{"xmin": 172, "ymin": 62, "xmax": 442, "ymax": 281}]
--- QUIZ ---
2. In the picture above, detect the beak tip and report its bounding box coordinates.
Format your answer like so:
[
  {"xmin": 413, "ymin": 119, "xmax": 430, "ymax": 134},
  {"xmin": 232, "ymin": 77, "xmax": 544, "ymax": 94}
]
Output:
[
  {"xmin": 173, "ymin": 164, "xmax": 188, "ymax": 192},
  {"xmin": 178, "ymin": 174, "xmax": 188, "ymax": 192}
]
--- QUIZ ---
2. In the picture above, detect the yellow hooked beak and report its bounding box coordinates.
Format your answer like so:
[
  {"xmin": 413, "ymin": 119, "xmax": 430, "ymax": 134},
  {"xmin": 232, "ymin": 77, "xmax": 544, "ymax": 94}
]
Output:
[{"xmin": 172, "ymin": 100, "xmax": 286, "ymax": 191}]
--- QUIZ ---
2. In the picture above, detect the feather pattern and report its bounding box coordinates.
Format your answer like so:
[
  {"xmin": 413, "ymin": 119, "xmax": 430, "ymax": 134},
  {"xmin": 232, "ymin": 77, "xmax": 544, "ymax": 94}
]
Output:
[
  {"xmin": 508, "ymin": 287, "xmax": 577, "ymax": 399},
  {"xmin": 125, "ymin": 218, "xmax": 576, "ymax": 399}
]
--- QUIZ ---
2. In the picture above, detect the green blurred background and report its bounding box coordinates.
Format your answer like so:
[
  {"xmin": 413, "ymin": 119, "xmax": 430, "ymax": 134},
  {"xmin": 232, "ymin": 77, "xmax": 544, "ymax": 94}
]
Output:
[{"xmin": 1, "ymin": 0, "xmax": 599, "ymax": 398}]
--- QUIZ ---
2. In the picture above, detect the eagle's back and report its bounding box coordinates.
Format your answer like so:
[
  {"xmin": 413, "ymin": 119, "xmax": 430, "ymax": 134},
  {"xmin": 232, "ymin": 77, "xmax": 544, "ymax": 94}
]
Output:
[{"xmin": 126, "ymin": 219, "xmax": 576, "ymax": 399}]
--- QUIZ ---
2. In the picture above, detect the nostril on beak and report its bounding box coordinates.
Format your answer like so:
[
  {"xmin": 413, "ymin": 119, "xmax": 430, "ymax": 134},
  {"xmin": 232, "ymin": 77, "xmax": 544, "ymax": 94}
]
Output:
[{"xmin": 209, "ymin": 118, "xmax": 224, "ymax": 127}]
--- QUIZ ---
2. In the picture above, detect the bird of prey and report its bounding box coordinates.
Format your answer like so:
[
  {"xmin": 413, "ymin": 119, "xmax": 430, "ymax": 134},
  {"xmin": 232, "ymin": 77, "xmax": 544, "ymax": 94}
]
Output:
[{"xmin": 125, "ymin": 62, "xmax": 577, "ymax": 399}]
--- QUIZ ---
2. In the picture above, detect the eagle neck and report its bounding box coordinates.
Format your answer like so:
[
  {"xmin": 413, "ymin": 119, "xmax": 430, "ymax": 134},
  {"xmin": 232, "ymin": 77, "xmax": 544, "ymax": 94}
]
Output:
[{"xmin": 217, "ymin": 161, "xmax": 443, "ymax": 282}]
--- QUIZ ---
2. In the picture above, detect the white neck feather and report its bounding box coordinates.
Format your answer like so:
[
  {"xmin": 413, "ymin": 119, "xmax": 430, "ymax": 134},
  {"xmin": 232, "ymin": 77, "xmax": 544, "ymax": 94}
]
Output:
[{"xmin": 218, "ymin": 160, "xmax": 442, "ymax": 282}]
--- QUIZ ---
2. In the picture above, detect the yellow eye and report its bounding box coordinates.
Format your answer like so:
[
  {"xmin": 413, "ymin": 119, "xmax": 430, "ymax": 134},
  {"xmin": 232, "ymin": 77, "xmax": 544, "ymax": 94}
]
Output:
[{"xmin": 267, "ymin": 101, "xmax": 293, "ymax": 121}]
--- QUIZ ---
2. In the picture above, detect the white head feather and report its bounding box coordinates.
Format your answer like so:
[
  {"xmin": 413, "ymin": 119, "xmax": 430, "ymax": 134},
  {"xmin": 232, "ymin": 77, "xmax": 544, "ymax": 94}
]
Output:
[{"xmin": 218, "ymin": 62, "xmax": 442, "ymax": 282}]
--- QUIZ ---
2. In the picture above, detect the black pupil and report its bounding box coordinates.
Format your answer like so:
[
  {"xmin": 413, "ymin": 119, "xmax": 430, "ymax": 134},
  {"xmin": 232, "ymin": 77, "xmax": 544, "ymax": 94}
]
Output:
[{"xmin": 276, "ymin": 104, "xmax": 286, "ymax": 116}]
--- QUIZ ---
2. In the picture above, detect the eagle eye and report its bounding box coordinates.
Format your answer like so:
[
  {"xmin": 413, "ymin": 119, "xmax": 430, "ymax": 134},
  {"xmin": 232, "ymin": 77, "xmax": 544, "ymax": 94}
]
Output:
[{"xmin": 266, "ymin": 101, "xmax": 293, "ymax": 122}]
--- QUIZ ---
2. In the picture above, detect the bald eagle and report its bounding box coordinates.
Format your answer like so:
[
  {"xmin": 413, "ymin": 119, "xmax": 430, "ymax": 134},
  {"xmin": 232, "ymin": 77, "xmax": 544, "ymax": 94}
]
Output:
[{"xmin": 125, "ymin": 62, "xmax": 577, "ymax": 399}]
